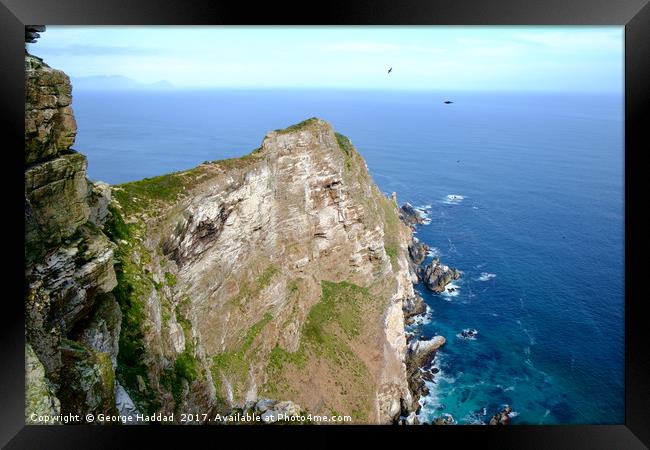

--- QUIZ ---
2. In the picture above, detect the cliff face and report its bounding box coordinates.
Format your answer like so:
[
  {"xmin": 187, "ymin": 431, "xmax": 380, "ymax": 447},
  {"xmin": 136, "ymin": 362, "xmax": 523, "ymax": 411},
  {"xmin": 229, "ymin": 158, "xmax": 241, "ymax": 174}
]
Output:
[
  {"xmin": 25, "ymin": 52, "xmax": 419, "ymax": 424},
  {"xmin": 25, "ymin": 53, "xmax": 120, "ymax": 419},
  {"xmin": 109, "ymin": 119, "xmax": 416, "ymax": 422}
]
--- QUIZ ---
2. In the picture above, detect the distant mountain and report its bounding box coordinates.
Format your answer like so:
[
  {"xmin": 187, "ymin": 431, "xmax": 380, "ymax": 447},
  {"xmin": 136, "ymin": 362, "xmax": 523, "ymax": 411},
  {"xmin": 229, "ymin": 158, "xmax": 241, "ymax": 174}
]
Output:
[{"xmin": 71, "ymin": 75, "xmax": 174, "ymax": 90}]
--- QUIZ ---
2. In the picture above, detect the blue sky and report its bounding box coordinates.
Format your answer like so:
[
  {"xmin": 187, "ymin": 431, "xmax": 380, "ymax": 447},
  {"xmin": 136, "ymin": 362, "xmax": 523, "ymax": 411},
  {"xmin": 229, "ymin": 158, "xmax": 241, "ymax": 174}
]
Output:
[{"xmin": 30, "ymin": 26, "xmax": 623, "ymax": 92}]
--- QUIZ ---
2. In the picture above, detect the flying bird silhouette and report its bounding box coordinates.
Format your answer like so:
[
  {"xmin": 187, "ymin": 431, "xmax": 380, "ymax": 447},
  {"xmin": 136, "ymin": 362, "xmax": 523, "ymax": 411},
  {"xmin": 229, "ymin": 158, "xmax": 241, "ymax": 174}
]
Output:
[
  {"xmin": 444, "ymin": 100, "xmax": 453, "ymax": 104},
  {"xmin": 388, "ymin": 67, "xmax": 392, "ymax": 74}
]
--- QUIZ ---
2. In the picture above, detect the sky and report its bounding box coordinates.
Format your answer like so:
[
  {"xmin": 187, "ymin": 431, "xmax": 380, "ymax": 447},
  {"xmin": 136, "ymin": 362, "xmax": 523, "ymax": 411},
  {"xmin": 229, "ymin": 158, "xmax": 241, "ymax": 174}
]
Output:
[{"xmin": 29, "ymin": 26, "xmax": 623, "ymax": 92}]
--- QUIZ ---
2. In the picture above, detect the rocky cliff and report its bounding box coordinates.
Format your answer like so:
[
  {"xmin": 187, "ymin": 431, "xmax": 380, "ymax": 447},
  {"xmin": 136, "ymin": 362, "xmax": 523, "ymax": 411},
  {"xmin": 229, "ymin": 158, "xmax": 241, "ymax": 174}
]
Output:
[
  {"xmin": 106, "ymin": 118, "xmax": 417, "ymax": 423},
  {"xmin": 25, "ymin": 52, "xmax": 422, "ymax": 424},
  {"xmin": 25, "ymin": 53, "xmax": 120, "ymax": 420}
]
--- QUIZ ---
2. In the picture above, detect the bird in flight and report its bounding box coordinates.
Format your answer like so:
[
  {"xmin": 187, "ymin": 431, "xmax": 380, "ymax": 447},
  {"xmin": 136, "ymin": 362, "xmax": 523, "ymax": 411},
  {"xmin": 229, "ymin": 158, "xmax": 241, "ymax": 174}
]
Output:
[
  {"xmin": 444, "ymin": 100, "xmax": 454, "ymax": 104},
  {"xmin": 388, "ymin": 67, "xmax": 392, "ymax": 74}
]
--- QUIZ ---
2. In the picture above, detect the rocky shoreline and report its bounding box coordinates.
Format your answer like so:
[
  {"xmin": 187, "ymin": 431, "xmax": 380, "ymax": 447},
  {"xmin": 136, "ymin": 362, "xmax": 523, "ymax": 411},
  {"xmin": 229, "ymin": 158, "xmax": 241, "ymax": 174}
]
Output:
[
  {"xmin": 396, "ymin": 200, "xmax": 517, "ymax": 425},
  {"xmin": 396, "ymin": 199, "xmax": 461, "ymax": 424},
  {"xmin": 24, "ymin": 30, "xmax": 507, "ymax": 425}
]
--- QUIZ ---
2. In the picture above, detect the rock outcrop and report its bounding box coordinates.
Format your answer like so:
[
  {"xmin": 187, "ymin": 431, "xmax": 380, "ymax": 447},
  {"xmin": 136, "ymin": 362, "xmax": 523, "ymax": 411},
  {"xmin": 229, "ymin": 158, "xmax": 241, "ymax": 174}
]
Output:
[
  {"xmin": 24, "ymin": 51, "xmax": 121, "ymax": 422},
  {"xmin": 489, "ymin": 405, "xmax": 514, "ymax": 425},
  {"xmin": 402, "ymin": 294, "xmax": 427, "ymax": 326},
  {"xmin": 107, "ymin": 118, "xmax": 419, "ymax": 423},
  {"xmin": 25, "ymin": 343, "xmax": 60, "ymax": 420},
  {"xmin": 399, "ymin": 202, "xmax": 427, "ymax": 227},
  {"xmin": 408, "ymin": 239, "xmax": 428, "ymax": 266},
  {"xmin": 418, "ymin": 259, "xmax": 461, "ymax": 292},
  {"xmin": 405, "ymin": 336, "xmax": 446, "ymax": 412}
]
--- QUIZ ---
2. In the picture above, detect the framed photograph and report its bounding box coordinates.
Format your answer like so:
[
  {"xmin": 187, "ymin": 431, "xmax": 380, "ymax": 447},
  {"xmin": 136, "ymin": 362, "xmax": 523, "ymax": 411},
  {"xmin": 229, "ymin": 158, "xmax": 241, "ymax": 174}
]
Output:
[{"xmin": 2, "ymin": 0, "xmax": 648, "ymax": 447}]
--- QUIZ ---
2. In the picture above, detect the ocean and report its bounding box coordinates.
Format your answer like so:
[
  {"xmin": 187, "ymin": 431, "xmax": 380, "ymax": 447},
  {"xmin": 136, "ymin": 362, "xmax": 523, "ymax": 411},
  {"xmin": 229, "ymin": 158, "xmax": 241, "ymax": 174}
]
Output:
[{"xmin": 71, "ymin": 89, "xmax": 624, "ymax": 424}]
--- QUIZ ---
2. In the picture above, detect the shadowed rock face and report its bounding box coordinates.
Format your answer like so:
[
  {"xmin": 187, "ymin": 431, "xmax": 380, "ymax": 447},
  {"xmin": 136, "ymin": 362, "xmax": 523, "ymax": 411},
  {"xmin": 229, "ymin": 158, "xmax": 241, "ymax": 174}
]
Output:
[
  {"xmin": 25, "ymin": 52, "xmax": 121, "ymax": 420},
  {"xmin": 25, "ymin": 25, "xmax": 46, "ymax": 44},
  {"xmin": 418, "ymin": 259, "xmax": 461, "ymax": 292},
  {"xmin": 408, "ymin": 240, "xmax": 428, "ymax": 266},
  {"xmin": 405, "ymin": 336, "xmax": 446, "ymax": 416},
  {"xmin": 399, "ymin": 202, "xmax": 427, "ymax": 227}
]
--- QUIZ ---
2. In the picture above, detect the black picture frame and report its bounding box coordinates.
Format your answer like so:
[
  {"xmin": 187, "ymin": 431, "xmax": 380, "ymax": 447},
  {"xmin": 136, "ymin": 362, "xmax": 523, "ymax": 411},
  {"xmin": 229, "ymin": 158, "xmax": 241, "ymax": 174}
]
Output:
[{"xmin": 2, "ymin": 0, "xmax": 648, "ymax": 448}]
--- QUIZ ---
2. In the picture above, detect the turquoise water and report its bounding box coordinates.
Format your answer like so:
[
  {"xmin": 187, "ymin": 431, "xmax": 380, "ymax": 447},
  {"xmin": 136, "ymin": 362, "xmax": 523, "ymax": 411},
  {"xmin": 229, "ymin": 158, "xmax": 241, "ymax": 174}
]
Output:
[{"xmin": 71, "ymin": 89, "xmax": 624, "ymax": 424}]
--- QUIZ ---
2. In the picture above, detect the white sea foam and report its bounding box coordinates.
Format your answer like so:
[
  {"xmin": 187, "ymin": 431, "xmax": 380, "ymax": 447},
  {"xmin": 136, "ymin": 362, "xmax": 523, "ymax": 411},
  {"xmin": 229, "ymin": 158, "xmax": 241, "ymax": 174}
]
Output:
[
  {"xmin": 456, "ymin": 328, "xmax": 479, "ymax": 341},
  {"xmin": 456, "ymin": 333, "xmax": 476, "ymax": 341},
  {"xmin": 408, "ymin": 305, "xmax": 433, "ymax": 327},
  {"xmin": 413, "ymin": 205, "xmax": 432, "ymax": 225},
  {"xmin": 415, "ymin": 353, "xmax": 450, "ymax": 423},
  {"xmin": 477, "ymin": 272, "xmax": 496, "ymax": 281},
  {"xmin": 442, "ymin": 194, "xmax": 465, "ymax": 205},
  {"xmin": 426, "ymin": 247, "xmax": 441, "ymax": 258},
  {"xmin": 441, "ymin": 283, "xmax": 460, "ymax": 298},
  {"xmin": 463, "ymin": 412, "xmax": 487, "ymax": 425}
]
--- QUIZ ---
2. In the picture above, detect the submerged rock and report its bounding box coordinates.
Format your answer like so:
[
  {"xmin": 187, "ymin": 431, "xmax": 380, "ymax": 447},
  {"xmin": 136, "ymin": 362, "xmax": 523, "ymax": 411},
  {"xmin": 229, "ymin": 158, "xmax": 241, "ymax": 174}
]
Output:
[{"xmin": 433, "ymin": 413, "xmax": 455, "ymax": 425}]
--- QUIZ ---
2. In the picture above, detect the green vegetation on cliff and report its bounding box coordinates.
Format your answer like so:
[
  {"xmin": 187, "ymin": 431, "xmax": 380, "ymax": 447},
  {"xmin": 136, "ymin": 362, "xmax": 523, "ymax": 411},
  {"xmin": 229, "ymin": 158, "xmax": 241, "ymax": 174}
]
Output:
[
  {"xmin": 210, "ymin": 312, "xmax": 274, "ymax": 400},
  {"xmin": 274, "ymin": 117, "xmax": 319, "ymax": 134},
  {"xmin": 261, "ymin": 280, "xmax": 375, "ymax": 421},
  {"xmin": 379, "ymin": 195, "xmax": 402, "ymax": 271},
  {"xmin": 105, "ymin": 205, "xmax": 161, "ymax": 414},
  {"xmin": 228, "ymin": 265, "xmax": 279, "ymax": 311},
  {"xmin": 107, "ymin": 203, "xmax": 207, "ymax": 413},
  {"xmin": 112, "ymin": 170, "xmax": 201, "ymax": 215}
]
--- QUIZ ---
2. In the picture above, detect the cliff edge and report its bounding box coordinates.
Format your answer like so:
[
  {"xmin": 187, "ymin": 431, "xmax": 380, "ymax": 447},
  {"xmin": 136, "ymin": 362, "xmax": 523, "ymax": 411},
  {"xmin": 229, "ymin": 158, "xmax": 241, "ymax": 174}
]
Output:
[{"xmin": 25, "ymin": 53, "xmax": 421, "ymax": 424}]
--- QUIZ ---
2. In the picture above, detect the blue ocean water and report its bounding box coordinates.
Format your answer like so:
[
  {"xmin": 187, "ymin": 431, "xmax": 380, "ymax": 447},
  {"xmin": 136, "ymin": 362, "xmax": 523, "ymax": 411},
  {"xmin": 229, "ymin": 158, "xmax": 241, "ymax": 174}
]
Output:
[{"xmin": 72, "ymin": 89, "xmax": 624, "ymax": 424}]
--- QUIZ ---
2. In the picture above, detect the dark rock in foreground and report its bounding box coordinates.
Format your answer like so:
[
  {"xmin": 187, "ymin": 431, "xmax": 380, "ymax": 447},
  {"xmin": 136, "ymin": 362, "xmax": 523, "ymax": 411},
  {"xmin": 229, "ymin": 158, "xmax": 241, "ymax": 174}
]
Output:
[
  {"xmin": 489, "ymin": 405, "xmax": 513, "ymax": 425},
  {"xmin": 402, "ymin": 294, "xmax": 427, "ymax": 325},
  {"xmin": 408, "ymin": 240, "xmax": 428, "ymax": 265},
  {"xmin": 405, "ymin": 336, "xmax": 445, "ymax": 412},
  {"xmin": 418, "ymin": 259, "xmax": 461, "ymax": 292},
  {"xmin": 26, "ymin": 25, "xmax": 46, "ymax": 44},
  {"xmin": 399, "ymin": 202, "xmax": 426, "ymax": 227}
]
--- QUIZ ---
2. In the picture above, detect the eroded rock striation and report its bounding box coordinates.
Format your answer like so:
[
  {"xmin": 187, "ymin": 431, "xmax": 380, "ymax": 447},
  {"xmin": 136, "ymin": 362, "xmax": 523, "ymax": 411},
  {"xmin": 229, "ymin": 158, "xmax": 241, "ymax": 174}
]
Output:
[
  {"xmin": 25, "ymin": 50, "xmax": 426, "ymax": 424},
  {"xmin": 107, "ymin": 118, "xmax": 420, "ymax": 423},
  {"xmin": 25, "ymin": 51, "xmax": 122, "ymax": 420}
]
